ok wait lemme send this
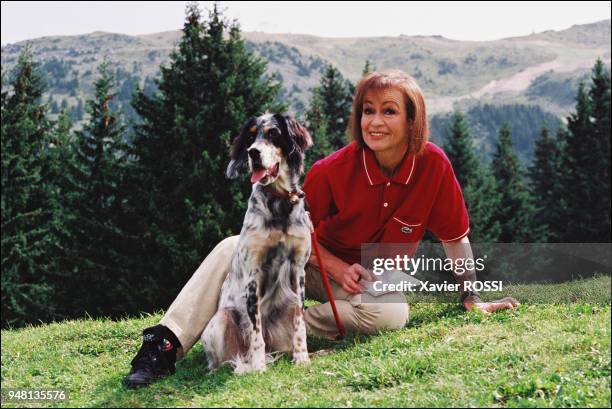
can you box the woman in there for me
[123,69,518,388]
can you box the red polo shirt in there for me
[303,141,470,265]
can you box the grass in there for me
[1,276,610,407]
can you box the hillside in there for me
[1,277,610,407]
[1,20,609,118]
[1,20,610,165]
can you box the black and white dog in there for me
[201,113,313,373]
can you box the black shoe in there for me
[122,325,178,388]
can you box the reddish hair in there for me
[348,69,429,155]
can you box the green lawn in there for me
[1,277,610,407]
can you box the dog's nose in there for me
[248,148,261,162]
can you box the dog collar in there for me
[262,185,305,204]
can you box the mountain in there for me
[2,19,609,114]
[1,20,609,160]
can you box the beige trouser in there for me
[160,236,410,359]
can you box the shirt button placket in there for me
[383,180,391,212]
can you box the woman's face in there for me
[361,87,411,155]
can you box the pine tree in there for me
[562,82,597,242]
[444,112,501,242]
[63,60,131,317]
[446,112,480,187]
[587,59,611,241]
[41,108,82,316]
[128,2,284,308]
[75,98,84,121]
[304,64,353,169]
[362,60,376,77]
[560,60,611,242]
[50,99,59,114]
[1,46,57,326]
[313,64,354,150]
[304,89,332,170]
[491,123,536,242]
[528,126,565,242]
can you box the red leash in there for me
[262,185,345,338]
[310,230,345,339]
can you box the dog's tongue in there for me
[250,168,268,184]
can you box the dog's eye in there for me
[268,128,280,138]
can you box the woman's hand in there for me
[464,296,520,314]
[309,239,376,295]
[338,263,374,295]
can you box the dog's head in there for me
[226,113,312,185]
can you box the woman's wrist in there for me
[308,243,348,284]
[325,258,349,284]
[461,291,482,309]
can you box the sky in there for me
[1,1,610,45]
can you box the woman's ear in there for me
[226,117,256,179]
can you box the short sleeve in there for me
[427,163,470,242]
[303,161,336,228]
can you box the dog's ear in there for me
[226,117,256,179]
[274,114,313,174]
[274,114,313,152]
[284,115,313,152]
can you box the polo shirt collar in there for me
[362,146,416,186]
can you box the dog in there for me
[201,113,313,374]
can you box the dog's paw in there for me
[251,359,267,373]
[292,351,311,365]
[229,355,266,375]
[233,361,267,375]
